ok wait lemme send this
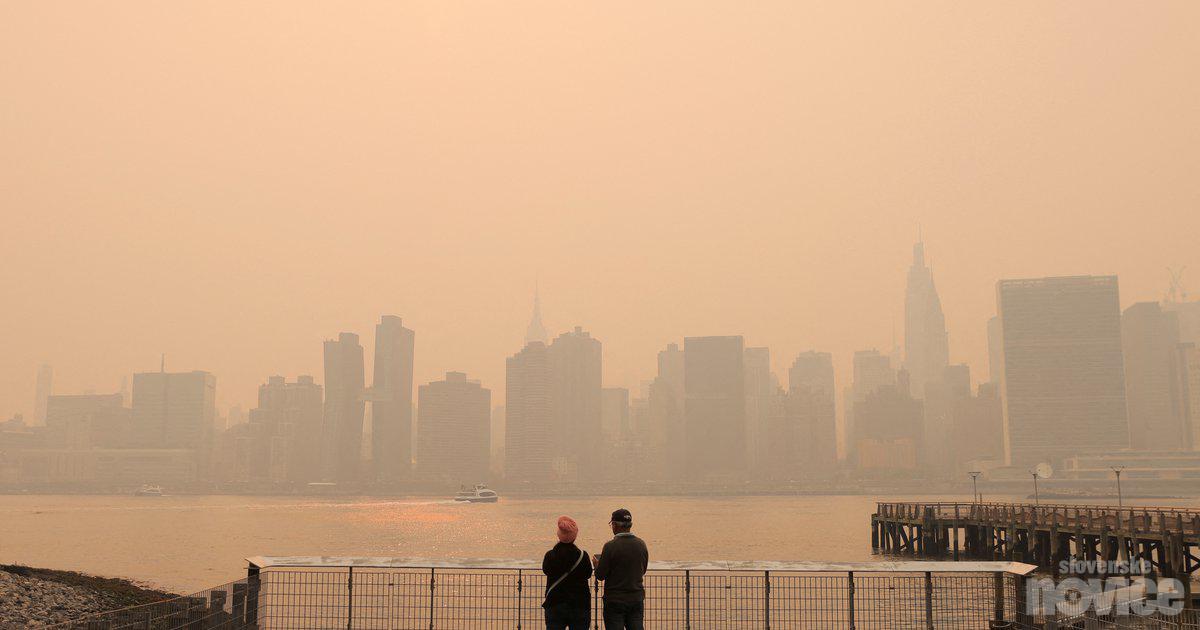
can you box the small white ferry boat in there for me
[454,484,498,503]
[134,485,165,497]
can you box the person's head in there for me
[609,508,633,534]
[556,515,579,544]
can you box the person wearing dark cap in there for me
[542,516,592,629]
[592,508,649,630]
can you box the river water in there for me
[3,492,1188,593]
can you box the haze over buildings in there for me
[1,1,1199,490]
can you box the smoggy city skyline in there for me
[3,1,1198,415]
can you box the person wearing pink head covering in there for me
[541,515,592,629]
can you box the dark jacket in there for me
[594,532,649,603]
[542,542,592,609]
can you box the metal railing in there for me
[42,577,252,629]
[46,556,1200,628]
[241,557,1038,629]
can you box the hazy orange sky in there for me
[3,1,1198,416]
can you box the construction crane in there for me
[1167,267,1188,303]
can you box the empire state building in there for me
[904,238,949,398]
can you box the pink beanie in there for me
[556,516,579,544]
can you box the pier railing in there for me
[876,502,1200,535]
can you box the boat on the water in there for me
[134,485,165,497]
[454,483,498,503]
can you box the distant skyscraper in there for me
[548,327,603,480]
[846,349,895,462]
[505,341,552,481]
[490,405,506,477]
[853,350,895,399]
[1180,345,1200,450]
[904,238,949,398]
[371,315,415,482]
[248,375,323,482]
[131,370,216,475]
[987,316,1003,385]
[684,336,745,477]
[922,364,971,470]
[525,286,549,345]
[323,332,365,483]
[1163,301,1200,345]
[417,372,490,481]
[132,371,216,448]
[743,347,773,475]
[784,351,838,474]
[1122,302,1187,450]
[997,276,1129,466]
[34,364,53,425]
[854,369,924,471]
[600,387,630,444]
[645,343,685,479]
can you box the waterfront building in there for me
[131,371,216,479]
[246,375,324,483]
[323,332,365,483]
[371,315,415,482]
[1181,344,1200,450]
[490,405,505,477]
[547,327,603,481]
[854,370,924,472]
[1122,302,1187,450]
[987,316,1003,386]
[504,342,553,481]
[417,372,490,482]
[684,335,746,477]
[787,351,837,471]
[846,350,896,463]
[33,364,53,425]
[641,343,686,480]
[744,346,773,477]
[904,238,950,399]
[996,276,1129,466]
[921,364,971,471]
[17,448,197,486]
[949,382,1005,471]
[44,393,130,450]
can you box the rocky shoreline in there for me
[0,565,177,628]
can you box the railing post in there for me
[763,570,770,629]
[684,570,691,630]
[992,571,1005,624]
[593,577,600,630]
[924,571,934,630]
[517,569,523,630]
[346,566,354,630]
[847,571,856,630]
[429,568,436,630]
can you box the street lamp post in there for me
[1112,466,1125,509]
[1030,470,1041,506]
[968,471,981,503]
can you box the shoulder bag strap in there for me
[545,548,587,598]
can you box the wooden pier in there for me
[873,502,1200,588]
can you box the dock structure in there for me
[873,502,1200,585]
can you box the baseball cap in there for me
[609,508,633,525]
